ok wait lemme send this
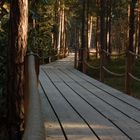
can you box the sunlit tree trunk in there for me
[88,16,93,49]
[95,16,100,58]
[107,0,112,60]
[60,4,65,57]
[95,0,100,58]
[57,1,66,58]
[7,0,28,139]
[57,0,61,54]
[134,1,139,54]
[64,13,68,57]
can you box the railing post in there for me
[23,52,45,140]
[74,47,78,68]
[83,48,87,73]
[78,48,82,71]
[100,49,104,82]
[125,51,132,95]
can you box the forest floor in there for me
[87,56,140,99]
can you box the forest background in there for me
[0,0,140,139]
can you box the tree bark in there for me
[57,0,61,54]
[107,0,112,60]
[78,0,88,72]
[88,16,93,49]
[126,0,137,95]
[7,0,28,139]
[60,4,65,57]
[95,0,100,58]
[138,0,140,54]
[100,0,106,81]
[95,16,100,58]
[128,0,137,52]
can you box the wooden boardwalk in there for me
[39,53,140,140]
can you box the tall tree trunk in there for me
[64,13,67,57]
[100,0,106,81]
[95,0,100,58]
[7,0,28,139]
[126,0,137,95]
[108,13,112,54]
[53,0,59,50]
[134,1,139,54]
[138,0,140,54]
[88,16,93,49]
[128,0,137,52]
[60,4,65,57]
[57,0,61,54]
[95,16,100,58]
[100,0,106,51]
[78,0,88,72]
[107,0,112,60]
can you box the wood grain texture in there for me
[39,54,140,140]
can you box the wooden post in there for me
[23,53,45,140]
[125,51,132,95]
[78,48,82,71]
[24,53,39,126]
[83,48,87,73]
[74,47,78,68]
[100,49,104,82]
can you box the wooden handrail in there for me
[23,52,45,140]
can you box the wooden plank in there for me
[39,84,65,140]
[44,68,129,140]
[39,69,98,140]
[45,54,74,69]
[39,54,140,140]
[60,68,140,123]
[50,68,140,140]
[70,68,140,110]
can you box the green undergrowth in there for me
[86,56,140,99]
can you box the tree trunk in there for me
[57,0,61,54]
[61,4,65,57]
[107,0,112,60]
[53,0,59,50]
[95,16,100,58]
[78,0,88,72]
[7,0,28,139]
[64,13,67,57]
[138,0,140,54]
[126,0,137,95]
[100,0,106,81]
[88,16,93,49]
[128,0,137,52]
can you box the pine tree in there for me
[7,0,28,139]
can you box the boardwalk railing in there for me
[22,52,45,140]
[75,47,140,95]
